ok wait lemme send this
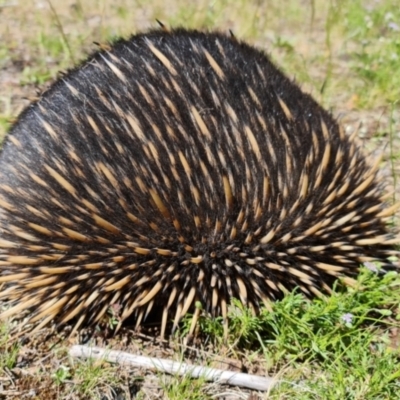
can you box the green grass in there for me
[180,267,400,399]
[161,374,212,400]
[72,358,122,398]
[343,0,400,107]
[0,323,19,370]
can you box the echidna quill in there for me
[0,29,398,338]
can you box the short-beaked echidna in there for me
[0,29,398,338]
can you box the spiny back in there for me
[0,29,397,337]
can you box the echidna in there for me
[0,28,398,338]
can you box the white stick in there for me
[69,345,276,391]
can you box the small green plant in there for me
[20,66,53,86]
[161,373,212,400]
[0,322,19,370]
[107,303,122,329]
[52,365,71,385]
[74,357,121,397]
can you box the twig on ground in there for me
[69,345,276,391]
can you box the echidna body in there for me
[0,29,398,337]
